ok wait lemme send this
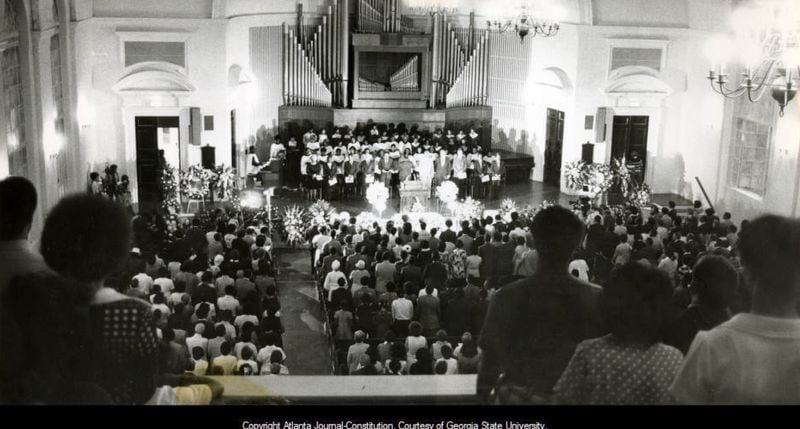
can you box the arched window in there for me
[1,0,27,177]
[51,33,63,133]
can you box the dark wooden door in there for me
[135,116,179,213]
[611,115,649,178]
[230,110,237,170]
[544,108,565,187]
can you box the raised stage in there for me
[278,105,493,149]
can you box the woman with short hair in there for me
[553,262,682,404]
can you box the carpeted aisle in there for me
[276,248,333,375]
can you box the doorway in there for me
[544,108,565,188]
[135,116,179,212]
[611,115,649,183]
[230,110,237,170]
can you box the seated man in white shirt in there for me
[670,215,800,404]
[132,271,154,295]
[186,323,209,358]
[216,285,241,315]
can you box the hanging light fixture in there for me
[485,2,561,43]
[706,0,800,117]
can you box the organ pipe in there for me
[283,0,349,108]
[429,13,487,108]
[446,30,490,108]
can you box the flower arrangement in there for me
[612,158,631,195]
[355,212,380,232]
[456,197,485,221]
[179,164,216,200]
[158,162,181,240]
[436,180,459,204]
[564,161,589,191]
[211,165,236,200]
[410,198,427,213]
[309,199,336,227]
[587,163,613,195]
[629,184,652,207]
[366,182,390,215]
[282,205,307,247]
[498,198,518,221]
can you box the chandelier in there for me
[486,3,560,43]
[705,0,799,117]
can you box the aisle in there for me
[276,248,333,375]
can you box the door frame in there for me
[604,105,662,187]
[544,107,565,188]
[123,106,189,204]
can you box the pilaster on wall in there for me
[487,33,532,156]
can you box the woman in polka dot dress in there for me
[41,195,160,404]
[553,262,683,405]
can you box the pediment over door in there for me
[602,66,675,98]
[533,67,574,91]
[113,62,195,95]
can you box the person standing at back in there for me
[0,177,50,296]
[39,195,160,404]
[477,206,605,404]
[670,215,800,404]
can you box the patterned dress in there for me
[553,335,683,405]
[89,296,160,404]
[450,248,467,279]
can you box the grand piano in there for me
[497,149,535,183]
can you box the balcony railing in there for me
[211,375,478,405]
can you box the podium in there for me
[399,180,430,213]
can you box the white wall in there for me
[592,0,690,28]
[92,0,214,19]
[73,17,229,202]
[715,94,800,222]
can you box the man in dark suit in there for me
[442,287,476,338]
[417,241,433,267]
[422,252,448,289]
[439,220,457,244]
[494,236,517,278]
[477,206,605,403]
[478,232,502,280]
[586,215,606,255]
[415,283,441,336]
[321,248,341,279]
[428,229,441,256]
[192,271,218,306]
[492,215,507,235]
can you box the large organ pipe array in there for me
[357,0,383,33]
[429,13,491,109]
[357,0,401,33]
[283,0,349,107]
[358,77,388,92]
[446,30,490,107]
[390,56,420,91]
[429,13,468,108]
[283,23,332,107]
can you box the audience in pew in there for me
[4,171,800,405]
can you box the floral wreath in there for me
[282,205,307,247]
[179,164,216,200]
